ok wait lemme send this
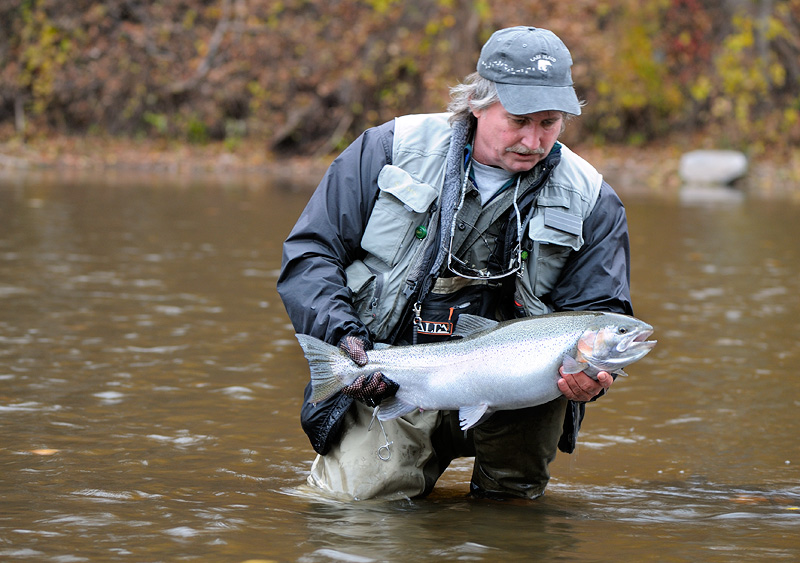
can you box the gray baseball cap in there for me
[477,26,581,116]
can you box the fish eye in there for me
[618,328,628,334]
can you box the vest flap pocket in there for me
[528,210,583,250]
[543,207,582,236]
[377,165,438,213]
[363,165,436,267]
[344,260,376,294]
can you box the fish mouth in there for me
[619,328,657,352]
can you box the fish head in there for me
[577,314,657,373]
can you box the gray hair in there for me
[447,71,579,132]
[447,72,498,126]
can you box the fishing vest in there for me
[344,113,603,341]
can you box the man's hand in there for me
[338,335,399,407]
[341,372,398,407]
[557,368,613,402]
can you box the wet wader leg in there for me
[470,397,568,499]
[307,401,441,500]
[420,410,476,496]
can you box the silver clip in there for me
[369,407,393,461]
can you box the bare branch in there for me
[167,0,232,95]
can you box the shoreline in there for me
[2,136,798,199]
[0,137,334,189]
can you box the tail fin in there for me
[295,334,352,403]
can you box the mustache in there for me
[505,146,547,156]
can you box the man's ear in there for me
[470,100,482,120]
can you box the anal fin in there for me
[459,404,490,430]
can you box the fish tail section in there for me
[295,334,353,403]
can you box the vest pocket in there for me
[344,259,395,337]
[526,208,583,296]
[344,260,378,324]
[533,239,575,295]
[361,165,438,267]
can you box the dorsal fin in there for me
[453,314,498,338]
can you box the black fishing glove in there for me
[338,335,399,407]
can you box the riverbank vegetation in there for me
[1,0,799,193]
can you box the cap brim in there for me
[495,83,582,116]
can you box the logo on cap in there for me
[532,55,556,73]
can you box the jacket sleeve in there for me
[549,180,633,454]
[277,121,394,346]
[279,122,394,456]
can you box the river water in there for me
[1,169,798,562]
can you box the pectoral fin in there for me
[561,354,590,375]
[377,397,418,420]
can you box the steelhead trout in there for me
[296,311,656,430]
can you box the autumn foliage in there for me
[1,0,798,157]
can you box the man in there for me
[278,26,632,500]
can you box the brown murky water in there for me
[1,171,798,562]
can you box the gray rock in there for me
[679,150,748,185]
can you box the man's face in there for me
[471,103,563,173]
